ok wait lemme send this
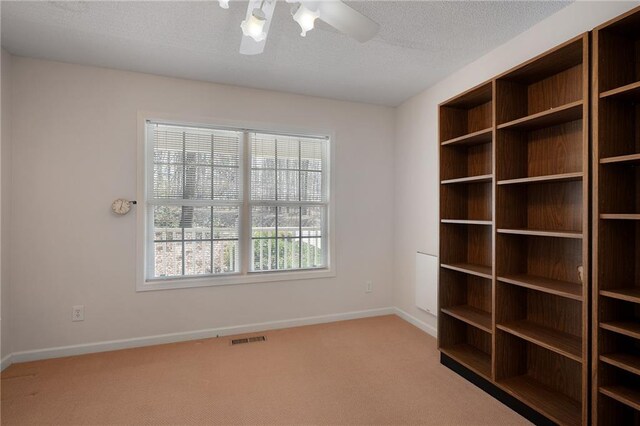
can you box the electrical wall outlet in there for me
[72,305,84,322]
[365,280,373,293]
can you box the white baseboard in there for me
[394,307,438,338]
[1,353,12,372]
[1,306,438,370]
[6,307,395,367]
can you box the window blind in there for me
[149,123,242,278]
[249,132,328,272]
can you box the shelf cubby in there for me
[496,121,583,182]
[496,281,582,362]
[440,268,492,334]
[599,362,640,414]
[600,298,640,339]
[441,181,492,222]
[496,330,582,426]
[440,314,492,379]
[496,233,583,295]
[440,83,492,143]
[599,159,640,216]
[595,10,640,95]
[597,220,640,306]
[495,38,584,127]
[599,330,640,376]
[440,224,492,277]
[440,140,492,182]
[497,179,582,236]
[597,395,640,425]
[597,99,640,159]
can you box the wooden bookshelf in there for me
[492,33,590,425]
[438,81,494,381]
[592,6,640,425]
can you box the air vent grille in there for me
[231,336,266,345]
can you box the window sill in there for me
[137,268,336,292]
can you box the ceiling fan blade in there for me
[315,1,379,43]
[239,0,278,55]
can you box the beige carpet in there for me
[1,315,528,425]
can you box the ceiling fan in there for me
[218,0,380,55]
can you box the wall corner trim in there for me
[394,307,437,337]
[1,353,13,372]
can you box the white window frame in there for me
[136,111,336,291]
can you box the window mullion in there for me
[274,137,279,270]
[211,135,214,274]
[241,131,251,274]
[181,131,186,277]
[298,138,302,269]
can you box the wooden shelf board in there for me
[600,153,640,165]
[600,214,640,220]
[497,320,582,363]
[497,172,582,186]
[499,375,581,426]
[600,80,640,101]
[440,343,491,379]
[497,228,583,239]
[499,274,582,301]
[600,386,640,412]
[441,81,492,109]
[441,219,492,226]
[600,321,640,340]
[440,262,492,280]
[441,128,492,146]
[496,101,583,131]
[441,305,492,333]
[441,174,493,185]
[600,288,640,304]
[600,353,640,376]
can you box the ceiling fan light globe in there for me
[292,4,319,37]
[241,9,267,42]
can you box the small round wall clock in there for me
[111,199,135,215]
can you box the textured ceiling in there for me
[0,1,572,106]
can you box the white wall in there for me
[7,56,395,354]
[393,1,640,330]
[1,48,11,360]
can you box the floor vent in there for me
[231,336,266,345]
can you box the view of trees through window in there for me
[148,122,328,280]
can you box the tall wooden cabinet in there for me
[438,81,494,380]
[494,34,590,426]
[592,7,640,425]
[439,34,590,426]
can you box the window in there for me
[144,121,330,286]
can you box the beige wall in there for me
[7,56,395,354]
[1,49,12,359]
[393,1,640,331]
[6,1,640,359]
